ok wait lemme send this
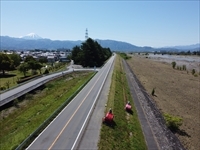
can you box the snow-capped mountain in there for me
[19,33,42,40]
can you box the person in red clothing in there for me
[125,101,132,111]
[103,108,114,124]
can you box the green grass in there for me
[0,63,67,92]
[98,55,147,150]
[0,71,94,150]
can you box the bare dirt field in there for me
[127,54,199,150]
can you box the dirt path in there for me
[126,55,200,150]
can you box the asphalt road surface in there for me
[27,54,115,150]
[0,66,98,107]
[0,68,73,107]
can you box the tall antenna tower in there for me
[85,28,88,40]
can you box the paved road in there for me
[0,66,98,107]
[27,55,115,149]
[77,53,115,149]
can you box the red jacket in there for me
[105,112,114,120]
[125,104,132,109]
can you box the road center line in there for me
[48,69,105,150]
[71,59,113,150]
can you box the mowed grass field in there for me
[0,71,94,149]
[127,54,200,150]
[98,55,147,150]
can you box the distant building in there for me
[47,55,56,63]
[59,56,70,62]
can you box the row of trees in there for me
[18,56,44,76]
[153,50,200,56]
[0,53,47,76]
[71,38,112,67]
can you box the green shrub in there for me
[171,61,176,69]
[182,65,186,70]
[32,70,38,75]
[44,69,49,74]
[192,69,195,75]
[164,113,183,131]
[5,81,10,89]
[0,86,6,91]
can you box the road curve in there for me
[26,54,115,149]
[0,67,100,107]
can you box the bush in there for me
[171,61,176,69]
[0,86,6,91]
[44,69,49,74]
[164,113,183,131]
[192,69,195,75]
[182,65,186,70]
[32,70,38,75]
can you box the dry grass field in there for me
[127,54,199,150]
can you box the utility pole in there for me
[85,28,88,40]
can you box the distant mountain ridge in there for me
[163,43,200,50]
[0,35,199,52]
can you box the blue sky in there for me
[1,1,199,47]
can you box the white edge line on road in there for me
[26,55,114,150]
[71,56,114,150]
[26,72,90,149]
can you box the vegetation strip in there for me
[98,55,147,150]
[0,71,95,150]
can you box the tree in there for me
[71,46,82,64]
[34,62,43,74]
[0,53,14,75]
[18,62,29,77]
[24,56,43,74]
[71,38,112,67]
[24,55,36,63]
[9,53,21,68]
[38,57,48,64]
[171,61,176,69]
[192,69,195,75]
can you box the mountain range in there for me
[0,33,199,52]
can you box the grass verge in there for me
[0,71,94,149]
[0,63,68,92]
[98,55,147,150]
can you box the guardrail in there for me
[0,70,73,107]
[15,72,96,150]
[0,68,69,94]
